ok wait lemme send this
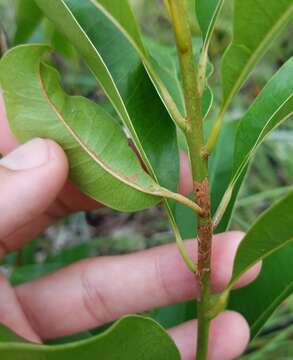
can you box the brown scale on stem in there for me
[194,178,213,283]
[197,221,213,277]
[194,178,210,216]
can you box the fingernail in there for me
[0,138,51,170]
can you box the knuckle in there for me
[154,253,177,304]
[81,261,114,326]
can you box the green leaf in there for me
[76,0,210,125]
[232,60,293,178]
[92,0,147,57]
[196,0,225,46]
[145,37,213,119]
[0,316,180,359]
[13,0,42,45]
[90,0,184,126]
[144,39,185,116]
[228,191,293,287]
[229,242,293,339]
[34,0,198,270]
[35,0,182,142]
[221,0,293,112]
[227,192,293,336]
[215,58,293,230]
[43,20,78,62]
[0,44,163,212]
[33,0,151,175]
[34,0,179,193]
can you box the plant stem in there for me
[196,298,211,360]
[168,1,213,359]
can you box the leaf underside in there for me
[35,0,180,194]
[0,45,161,212]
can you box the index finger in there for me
[15,231,261,340]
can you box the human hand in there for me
[0,95,261,359]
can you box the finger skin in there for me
[0,140,68,256]
[15,232,260,339]
[0,274,40,343]
[179,151,192,196]
[0,272,250,360]
[0,150,191,253]
[169,311,250,360]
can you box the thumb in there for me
[0,138,68,255]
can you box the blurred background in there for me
[0,0,292,358]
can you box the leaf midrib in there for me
[38,63,160,198]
